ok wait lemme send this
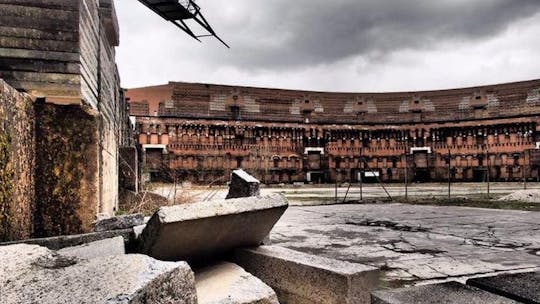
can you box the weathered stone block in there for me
[467,271,540,304]
[93,213,144,232]
[196,262,279,304]
[371,281,518,304]
[0,228,133,250]
[231,245,379,304]
[0,79,35,242]
[0,243,197,304]
[139,193,288,262]
[226,169,260,199]
[33,102,100,237]
[57,236,124,259]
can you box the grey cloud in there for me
[197,0,540,70]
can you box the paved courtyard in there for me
[269,203,540,287]
[151,182,540,205]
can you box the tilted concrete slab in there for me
[371,281,519,304]
[0,244,197,304]
[467,271,540,304]
[196,262,279,304]
[139,193,288,262]
[226,169,261,199]
[231,245,379,304]
[57,236,125,260]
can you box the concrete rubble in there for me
[93,213,145,232]
[0,190,305,303]
[226,169,261,199]
[0,243,197,304]
[138,193,288,262]
[196,262,279,304]
[498,189,540,203]
[5,188,540,303]
[232,245,380,304]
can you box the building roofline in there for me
[159,78,540,96]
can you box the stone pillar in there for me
[34,102,100,237]
[0,80,35,241]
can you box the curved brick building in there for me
[126,79,540,184]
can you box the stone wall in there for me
[0,79,35,241]
[33,102,99,237]
[0,0,129,239]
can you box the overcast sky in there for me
[116,0,540,92]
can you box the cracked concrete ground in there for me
[269,203,540,287]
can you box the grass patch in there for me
[392,196,540,211]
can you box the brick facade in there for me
[127,80,540,184]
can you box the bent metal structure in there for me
[126,79,540,184]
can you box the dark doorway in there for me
[473,168,487,182]
[308,172,324,184]
[413,169,430,182]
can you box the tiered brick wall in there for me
[127,81,540,184]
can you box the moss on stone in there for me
[0,114,15,241]
[0,81,35,241]
[34,103,99,237]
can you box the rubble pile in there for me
[0,170,381,303]
[498,189,540,203]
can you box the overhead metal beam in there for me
[137,0,230,48]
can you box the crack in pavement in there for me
[345,218,431,232]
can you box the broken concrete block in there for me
[133,224,146,239]
[139,193,288,262]
[93,213,145,232]
[231,245,379,304]
[57,236,125,259]
[0,244,197,304]
[0,229,133,250]
[467,271,540,304]
[226,169,261,199]
[371,281,518,304]
[196,262,279,304]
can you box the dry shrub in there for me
[119,188,195,216]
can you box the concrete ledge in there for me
[196,262,279,304]
[231,245,379,304]
[57,236,125,259]
[467,271,540,304]
[371,281,518,304]
[0,229,133,250]
[139,194,288,262]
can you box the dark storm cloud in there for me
[199,0,540,69]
